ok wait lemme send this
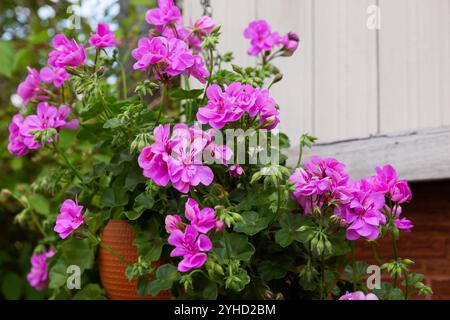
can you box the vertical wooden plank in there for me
[256,0,314,144]
[379,0,450,133]
[313,0,378,142]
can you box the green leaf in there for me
[212,233,255,263]
[134,217,163,261]
[234,210,275,236]
[257,257,294,281]
[125,169,146,191]
[48,259,68,290]
[202,281,218,300]
[58,130,78,149]
[124,211,143,221]
[133,191,155,214]
[146,264,179,297]
[1,272,23,300]
[28,194,50,216]
[373,282,405,300]
[169,88,204,100]
[101,187,129,208]
[27,30,50,44]
[61,239,94,272]
[73,284,107,300]
[0,41,14,78]
[344,261,368,281]
[103,117,126,129]
[275,214,312,248]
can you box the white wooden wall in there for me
[184,0,450,141]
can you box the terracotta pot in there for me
[99,219,170,300]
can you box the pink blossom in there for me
[132,36,195,78]
[40,66,70,87]
[89,23,120,48]
[54,198,84,239]
[165,214,184,233]
[372,165,412,204]
[145,0,181,28]
[19,102,78,150]
[279,32,300,54]
[390,180,412,204]
[48,34,86,68]
[184,198,217,233]
[168,225,212,272]
[339,291,379,300]
[138,124,230,193]
[257,90,279,129]
[289,156,349,215]
[244,20,280,56]
[7,114,28,157]
[215,220,225,232]
[17,67,44,106]
[191,16,216,35]
[185,54,209,83]
[228,165,244,177]
[27,249,55,291]
[389,206,414,232]
[340,179,386,241]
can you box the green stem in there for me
[30,210,47,237]
[183,76,192,122]
[87,229,132,266]
[391,231,399,287]
[370,241,382,265]
[60,84,65,104]
[296,143,303,168]
[155,82,168,126]
[350,241,357,291]
[92,48,99,73]
[118,61,128,99]
[201,47,214,104]
[52,143,83,182]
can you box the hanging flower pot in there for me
[99,219,170,300]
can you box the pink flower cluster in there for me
[196,82,279,130]
[290,157,413,241]
[166,198,223,272]
[339,291,379,300]
[133,0,212,83]
[8,103,79,157]
[27,248,55,291]
[54,198,84,239]
[48,34,86,68]
[89,23,120,48]
[244,20,299,56]
[138,124,232,193]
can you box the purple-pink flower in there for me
[27,248,55,291]
[372,165,412,204]
[54,198,84,239]
[168,225,212,272]
[289,156,350,215]
[145,0,181,29]
[7,103,78,156]
[89,23,120,48]
[340,179,386,241]
[165,214,184,234]
[48,34,86,68]
[184,198,217,233]
[132,36,195,79]
[190,16,216,35]
[228,165,244,177]
[339,291,379,300]
[138,124,231,193]
[17,67,45,106]
[196,82,279,130]
[244,20,280,56]
[40,66,70,87]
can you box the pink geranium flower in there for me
[339,291,379,300]
[89,23,120,48]
[191,16,216,35]
[7,114,28,157]
[228,165,244,177]
[132,36,195,78]
[16,67,44,106]
[184,198,217,233]
[289,156,349,215]
[145,0,181,28]
[168,225,212,272]
[19,102,78,150]
[40,66,70,87]
[372,165,412,204]
[138,124,230,194]
[165,214,184,234]
[48,34,86,68]
[54,198,84,239]
[27,248,55,291]
[244,20,280,56]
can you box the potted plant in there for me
[7,0,431,300]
